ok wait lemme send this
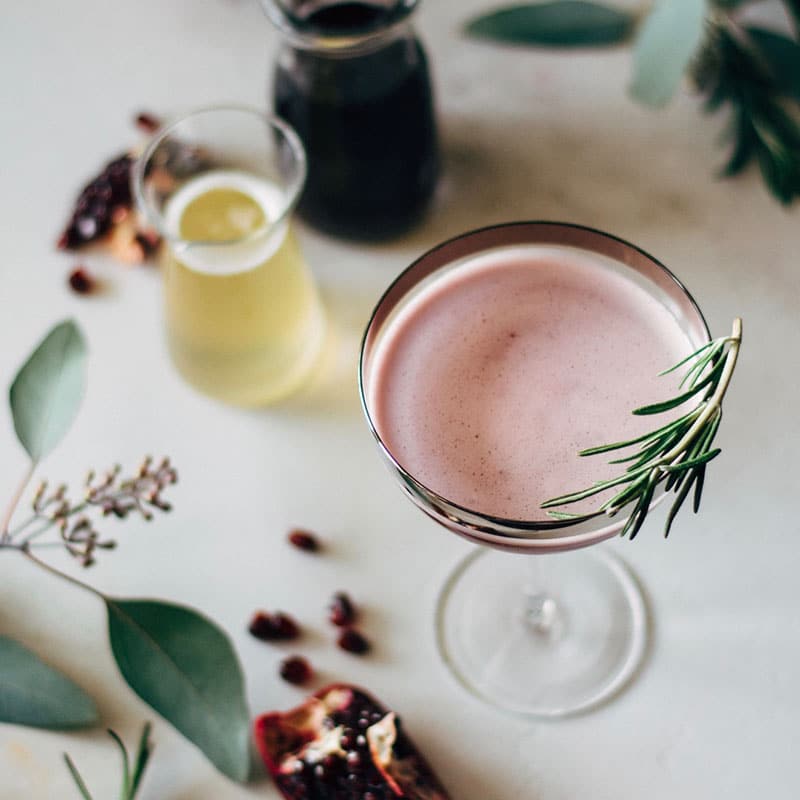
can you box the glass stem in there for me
[523,555,562,636]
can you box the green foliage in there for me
[465,1,635,46]
[1,321,251,782]
[465,0,800,204]
[65,723,153,800]
[630,0,707,107]
[9,320,87,463]
[106,599,251,782]
[699,26,800,204]
[746,27,800,101]
[0,636,97,729]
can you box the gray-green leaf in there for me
[630,0,707,107]
[465,1,636,47]
[9,320,87,462]
[0,635,98,729]
[105,599,250,782]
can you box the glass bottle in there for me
[264,0,440,240]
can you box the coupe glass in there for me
[359,222,709,717]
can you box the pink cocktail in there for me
[359,223,709,716]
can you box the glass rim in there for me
[131,104,307,248]
[358,220,712,542]
[261,0,419,53]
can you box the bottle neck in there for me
[265,0,418,56]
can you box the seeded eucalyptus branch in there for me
[0,320,251,781]
[466,0,800,203]
[542,318,742,538]
[64,723,153,800]
[1,457,176,566]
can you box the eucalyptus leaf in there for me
[105,599,250,782]
[747,27,800,101]
[465,1,635,47]
[9,320,87,462]
[0,635,98,729]
[630,0,707,107]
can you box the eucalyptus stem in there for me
[20,547,106,600]
[0,463,35,543]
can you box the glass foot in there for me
[435,546,648,718]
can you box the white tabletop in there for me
[2,1,799,797]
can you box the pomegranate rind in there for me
[253,683,451,800]
[254,685,353,775]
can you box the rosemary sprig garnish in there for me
[541,318,742,539]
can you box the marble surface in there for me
[1,0,799,797]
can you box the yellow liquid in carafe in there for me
[162,170,325,406]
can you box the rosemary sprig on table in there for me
[541,318,742,539]
[694,21,800,204]
[65,723,153,800]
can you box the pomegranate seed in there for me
[328,592,356,627]
[287,528,319,552]
[135,111,161,133]
[279,655,313,685]
[68,267,95,295]
[337,628,370,655]
[248,611,300,641]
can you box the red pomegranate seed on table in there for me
[287,528,320,552]
[279,655,313,686]
[135,111,161,133]
[249,611,300,642]
[68,266,95,295]
[337,628,370,655]
[328,591,356,627]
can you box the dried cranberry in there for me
[328,592,356,627]
[337,628,370,655]
[279,656,313,686]
[249,611,300,642]
[68,267,95,295]
[288,529,320,552]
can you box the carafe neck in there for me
[264,0,419,56]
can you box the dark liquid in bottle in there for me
[274,2,439,240]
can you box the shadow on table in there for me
[268,281,378,420]
[263,107,703,422]
[379,110,704,256]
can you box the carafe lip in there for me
[262,0,419,54]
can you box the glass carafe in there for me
[264,0,440,240]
